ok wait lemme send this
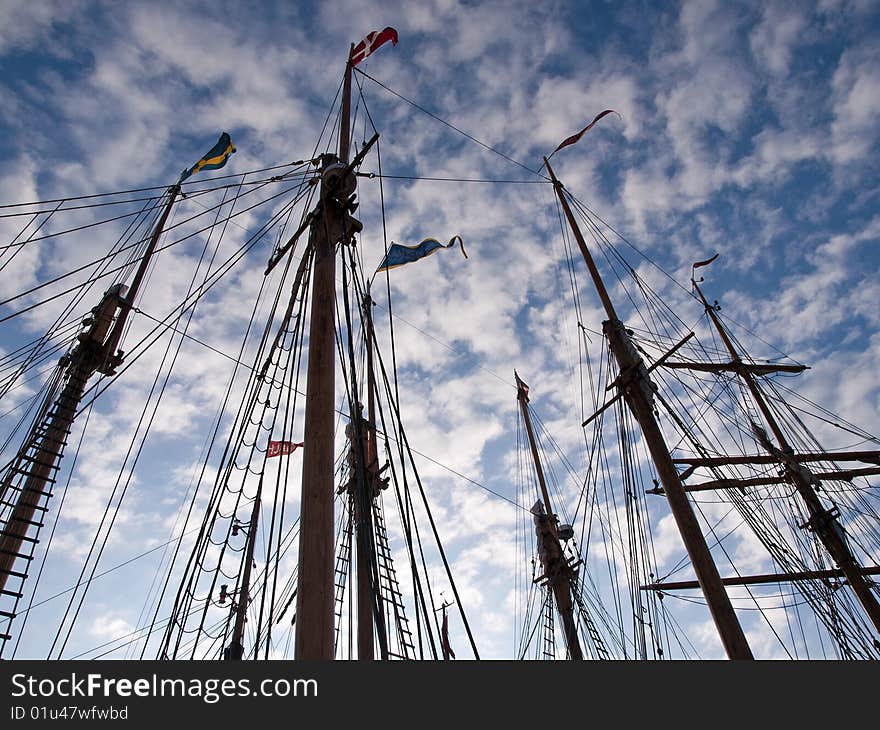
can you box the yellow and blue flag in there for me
[179,132,236,182]
[376,235,468,273]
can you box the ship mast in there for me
[544,157,754,659]
[357,293,379,659]
[224,484,262,660]
[294,46,362,660]
[690,274,880,634]
[515,373,583,660]
[0,185,179,614]
[338,291,391,660]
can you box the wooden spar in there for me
[364,297,378,502]
[122,187,180,322]
[0,290,122,596]
[544,158,754,660]
[655,467,880,494]
[516,375,555,521]
[356,294,378,660]
[673,450,880,469]
[516,374,583,660]
[226,486,262,660]
[582,331,695,427]
[0,185,181,602]
[642,565,880,591]
[663,361,808,376]
[294,47,359,660]
[103,184,180,360]
[691,276,880,635]
[339,44,354,164]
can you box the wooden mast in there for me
[225,484,261,660]
[0,289,122,596]
[515,373,583,660]
[691,275,880,634]
[0,185,179,601]
[356,294,378,660]
[543,157,754,659]
[294,45,359,660]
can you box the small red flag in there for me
[350,27,399,66]
[692,253,719,269]
[549,109,620,158]
[267,440,304,458]
[441,610,456,660]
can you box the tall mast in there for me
[105,184,181,356]
[0,185,179,603]
[691,275,880,634]
[0,288,123,596]
[294,45,361,660]
[516,374,583,660]
[356,293,379,660]
[225,484,262,660]
[544,157,753,659]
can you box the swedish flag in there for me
[179,132,236,182]
[376,236,468,273]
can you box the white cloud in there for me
[750,3,809,77]
[1,0,878,661]
[830,43,880,165]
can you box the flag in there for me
[441,609,456,660]
[179,132,236,182]
[351,27,399,66]
[267,440,304,458]
[375,235,468,273]
[514,371,530,401]
[692,253,719,269]
[549,110,620,158]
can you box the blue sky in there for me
[1,0,879,660]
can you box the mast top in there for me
[514,370,530,402]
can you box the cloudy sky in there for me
[1,0,879,660]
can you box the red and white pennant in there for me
[267,440,304,458]
[350,27,399,66]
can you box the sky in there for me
[0,0,879,660]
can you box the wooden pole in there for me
[0,184,181,600]
[692,278,880,634]
[226,486,261,660]
[0,289,121,593]
[294,49,356,660]
[339,44,354,164]
[124,187,180,311]
[104,185,180,361]
[293,170,339,660]
[643,565,880,591]
[516,375,583,660]
[516,375,555,521]
[544,158,753,659]
[355,294,378,660]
